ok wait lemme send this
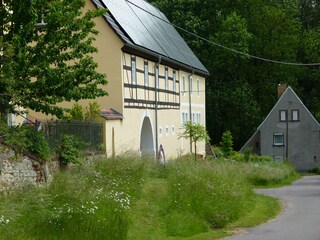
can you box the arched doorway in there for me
[140,117,155,158]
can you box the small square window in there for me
[274,156,284,163]
[172,126,175,135]
[279,110,287,122]
[165,126,169,136]
[273,133,284,146]
[292,110,299,121]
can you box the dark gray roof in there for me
[92,0,209,76]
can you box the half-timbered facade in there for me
[29,0,209,159]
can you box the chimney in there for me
[277,83,287,99]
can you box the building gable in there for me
[241,86,320,171]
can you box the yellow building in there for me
[31,0,209,159]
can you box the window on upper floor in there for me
[292,109,299,121]
[196,113,201,124]
[131,57,136,85]
[197,80,200,96]
[155,66,159,88]
[173,71,176,92]
[182,76,185,96]
[279,110,287,122]
[165,67,168,90]
[273,133,284,146]
[144,61,148,87]
[182,112,188,124]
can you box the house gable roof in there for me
[240,86,320,151]
[91,0,209,76]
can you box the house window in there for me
[159,127,162,137]
[279,110,287,122]
[197,80,200,96]
[273,133,284,146]
[144,61,148,87]
[165,126,169,136]
[182,76,185,96]
[131,57,136,85]
[192,113,195,123]
[165,67,168,90]
[173,71,176,92]
[196,113,201,124]
[172,125,175,135]
[274,156,284,163]
[155,66,159,88]
[182,112,188,124]
[292,110,299,121]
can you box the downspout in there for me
[155,56,161,158]
[188,70,194,153]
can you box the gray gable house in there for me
[241,85,320,171]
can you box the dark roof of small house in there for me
[91,0,209,77]
[101,109,123,120]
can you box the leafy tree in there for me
[67,100,101,121]
[69,103,85,120]
[178,121,210,161]
[220,130,233,157]
[0,0,107,119]
[84,100,101,121]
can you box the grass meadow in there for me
[0,154,298,240]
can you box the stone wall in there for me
[0,144,49,194]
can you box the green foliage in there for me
[0,155,297,239]
[178,121,210,160]
[69,103,85,120]
[5,126,28,158]
[84,101,101,121]
[0,121,51,160]
[24,126,51,160]
[67,101,101,121]
[0,0,107,118]
[0,157,146,240]
[308,167,320,175]
[58,135,84,166]
[166,159,253,229]
[220,130,233,157]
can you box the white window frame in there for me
[165,67,168,90]
[280,110,287,122]
[165,125,169,136]
[173,71,176,92]
[155,67,159,88]
[273,133,284,146]
[144,61,149,87]
[189,76,193,96]
[131,57,136,85]
[197,80,200,97]
[182,76,185,96]
[159,127,163,137]
[171,125,175,135]
[274,156,284,163]
[292,109,299,121]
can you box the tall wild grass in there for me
[0,154,297,239]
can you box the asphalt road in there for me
[225,175,320,240]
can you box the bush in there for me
[24,126,51,160]
[220,130,233,157]
[58,135,84,166]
